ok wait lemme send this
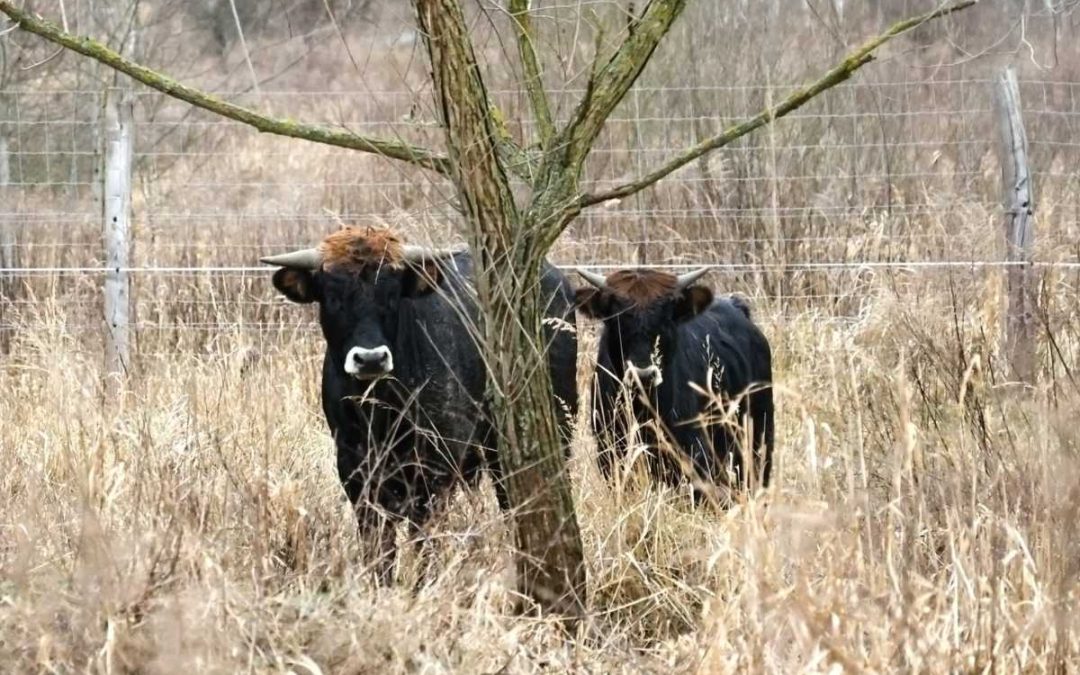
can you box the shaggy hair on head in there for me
[319,226,405,272]
[604,269,680,304]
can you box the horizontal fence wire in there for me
[3,261,1079,275]
[1,80,1020,95]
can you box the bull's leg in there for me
[671,425,730,507]
[726,397,774,494]
[484,447,512,513]
[351,503,398,585]
[336,442,365,507]
[699,422,749,508]
[749,388,775,489]
[337,444,405,585]
[474,419,512,513]
[403,505,441,591]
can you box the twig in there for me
[227,0,260,95]
[557,0,688,166]
[0,1,451,175]
[579,0,979,208]
[0,33,7,89]
[19,46,63,71]
[322,0,361,73]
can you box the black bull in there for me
[264,247,578,579]
[574,268,774,500]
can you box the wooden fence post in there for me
[102,88,133,380]
[0,135,13,277]
[0,127,15,354]
[993,67,1036,385]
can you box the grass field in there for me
[2,259,1078,672]
[2,1,1080,672]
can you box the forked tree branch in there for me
[557,0,688,167]
[0,1,451,174]
[508,0,555,146]
[489,100,541,178]
[579,0,978,207]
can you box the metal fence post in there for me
[993,67,1037,386]
[103,88,134,380]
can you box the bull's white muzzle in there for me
[344,345,394,379]
[624,362,663,387]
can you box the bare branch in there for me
[227,0,260,94]
[557,0,688,167]
[489,100,540,179]
[508,0,555,146]
[579,0,979,208]
[0,1,450,174]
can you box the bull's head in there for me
[262,236,460,381]
[574,267,712,388]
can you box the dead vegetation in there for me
[2,0,1080,671]
[2,270,1079,672]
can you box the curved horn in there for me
[674,266,710,289]
[259,248,322,269]
[401,244,462,263]
[576,268,609,290]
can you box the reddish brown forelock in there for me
[604,269,679,304]
[319,226,405,272]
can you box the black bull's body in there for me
[323,254,578,521]
[265,232,577,579]
[575,269,774,499]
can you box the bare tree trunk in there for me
[488,276,585,615]
[414,0,586,618]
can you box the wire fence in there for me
[1,77,1079,359]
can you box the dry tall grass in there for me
[2,1,1080,671]
[2,262,1079,672]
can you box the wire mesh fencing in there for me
[1,77,1079,363]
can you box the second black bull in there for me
[574,267,774,499]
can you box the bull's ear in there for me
[401,260,443,298]
[674,285,713,320]
[272,268,318,304]
[574,287,613,319]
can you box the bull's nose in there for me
[625,362,662,387]
[345,346,394,378]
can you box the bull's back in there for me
[655,298,772,433]
[419,254,578,414]
[687,298,772,385]
[689,298,775,484]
